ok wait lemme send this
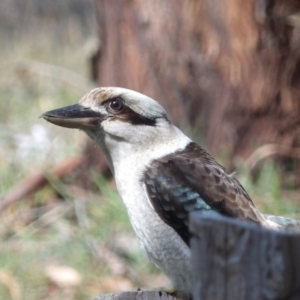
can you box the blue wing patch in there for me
[144,171,218,245]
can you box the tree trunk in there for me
[91,0,300,179]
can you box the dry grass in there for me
[0,2,165,299]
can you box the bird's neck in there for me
[100,125,191,177]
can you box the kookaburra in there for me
[42,87,300,299]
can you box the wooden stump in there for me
[93,214,300,300]
[93,291,177,300]
[190,213,300,300]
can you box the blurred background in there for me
[0,0,300,299]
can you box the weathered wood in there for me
[190,213,300,300]
[93,291,176,300]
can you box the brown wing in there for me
[143,142,265,245]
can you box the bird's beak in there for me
[41,104,106,129]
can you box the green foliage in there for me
[0,4,157,299]
[238,161,299,217]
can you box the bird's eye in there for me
[109,98,124,112]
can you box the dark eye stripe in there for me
[104,97,157,127]
[124,108,157,126]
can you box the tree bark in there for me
[93,0,300,163]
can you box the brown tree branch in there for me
[0,156,85,214]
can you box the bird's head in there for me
[42,87,169,141]
[42,87,188,170]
